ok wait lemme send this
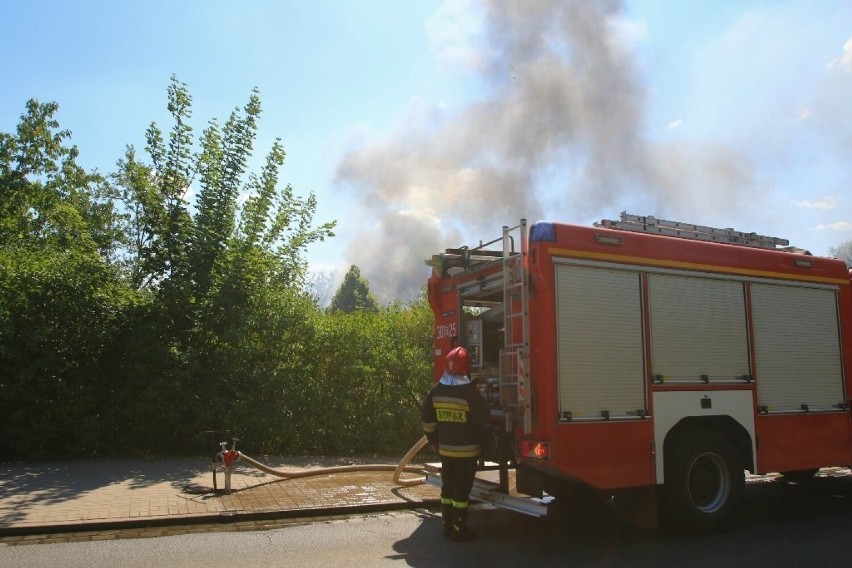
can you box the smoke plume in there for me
[333,0,759,301]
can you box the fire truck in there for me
[425,213,852,532]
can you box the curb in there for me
[0,499,442,538]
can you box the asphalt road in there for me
[1,473,849,568]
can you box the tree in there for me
[330,265,378,313]
[0,80,448,460]
[112,145,166,289]
[107,77,337,452]
[829,240,852,267]
[0,99,119,258]
[112,76,336,297]
[0,99,132,458]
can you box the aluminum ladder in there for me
[499,219,532,435]
[597,211,789,249]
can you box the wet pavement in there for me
[0,454,438,540]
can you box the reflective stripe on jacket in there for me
[421,378,489,459]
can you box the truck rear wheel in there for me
[662,431,743,534]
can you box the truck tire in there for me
[662,431,744,534]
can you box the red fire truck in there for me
[425,213,852,532]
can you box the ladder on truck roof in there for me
[597,211,789,249]
[500,219,532,435]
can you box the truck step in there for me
[423,463,551,517]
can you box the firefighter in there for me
[421,346,490,542]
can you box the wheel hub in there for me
[687,451,731,513]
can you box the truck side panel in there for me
[756,413,851,472]
[428,275,461,381]
[551,421,655,489]
[523,222,852,492]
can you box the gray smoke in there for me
[334,0,758,301]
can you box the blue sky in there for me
[3,1,852,301]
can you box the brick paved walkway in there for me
[0,455,437,536]
[4,454,846,543]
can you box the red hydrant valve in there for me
[223,449,239,468]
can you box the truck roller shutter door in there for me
[751,283,844,412]
[556,264,645,420]
[648,274,749,384]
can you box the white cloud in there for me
[797,107,811,120]
[667,118,683,129]
[827,37,852,71]
[791,197,837,209]
[426,0,486,71]
[814,221,852,231]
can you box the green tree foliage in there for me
[108,77,336,452]
[294,295,434,454]
[112,145,166,289]
[113,77,336,297]
[0,100,133,458]
[0,249,135,457]
[1,79,435,461]
[330,265,378,313]
[0,99,119,257]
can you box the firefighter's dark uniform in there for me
[421,372,489,541]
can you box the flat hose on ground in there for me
[235,435,429,487]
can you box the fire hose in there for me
[215,435,429,493]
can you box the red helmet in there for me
[445,346,471,375]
